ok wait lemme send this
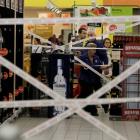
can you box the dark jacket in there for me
[79,54,102,84]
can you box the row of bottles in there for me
[0,0,24,123]
[113,35,140,45]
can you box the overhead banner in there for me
[103,0,140,6]
[111,7,133,33]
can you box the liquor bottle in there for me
[53,59,66,115]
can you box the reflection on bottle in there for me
[0,28,3,93]
[53,59,66,115]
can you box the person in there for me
[73,28,88,57]
[103,38,112,77]
[32,38,42,53]
[48,34,59,45]
[78,43,110,116]
[73,27,108,65]
[101,38,113,113]
[74,28,109,113]
[57,35,64,46]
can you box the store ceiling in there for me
[24,0,103,8]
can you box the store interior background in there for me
[23,0,140,73]
[1,0,140,127]
[1,1,140,140]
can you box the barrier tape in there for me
[1,18,140,140]
[0,98,140,108]
[23,58,140,140]
[26,44,123,51]
[22,108,75,139]
[71,47,123,50]
[0,108,22,128]
[22,108,127,140]
[75,56,122,91]
[0,56,127,140]
[25,30,65,50]
[20,21,140,139]
[24,44,52,49]
[78,109,127,140]
[0,16,140,25]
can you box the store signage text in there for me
[125,46,140,51]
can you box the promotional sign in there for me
[48,54,74,117]
[74,6,110,37]
[111,7,133,33]
[107,24,125,32]
[103,0,140,6]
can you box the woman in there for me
[103,38,112,77]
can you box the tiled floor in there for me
[13,110,140,140]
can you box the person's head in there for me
[88,31,96,37]
[58,35,63,42]
[103,38,111,48]
[34,38,41,45]
[86,43,97,57]
[68,33,73,42]
[78,28,87,39]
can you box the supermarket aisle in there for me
[13,111,140,140]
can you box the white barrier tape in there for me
[88,59,140,100]
[22,108,75,139]
[22,20,139,139]
[25,30,65,50]
[0,16,140,25]
[77,109,127,140]
[22,56,140,139]
[0,108,22,128]
[22,103,127,140]
[25,30,52,45]
[0,56,126,139]
[0,56,64,101]
[71,47,123,50]
[25,44,123,51]
[24,44,52,50]
[22,20,140,139]
[74,56,122,91]
[0,17,139,139]
[1,97,140,108]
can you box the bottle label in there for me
[53,59,66,116]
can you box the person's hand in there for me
[100,64,112,70]
[100,65,108,69]
[104,69,109,75]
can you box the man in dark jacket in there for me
[79,43,109,116]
